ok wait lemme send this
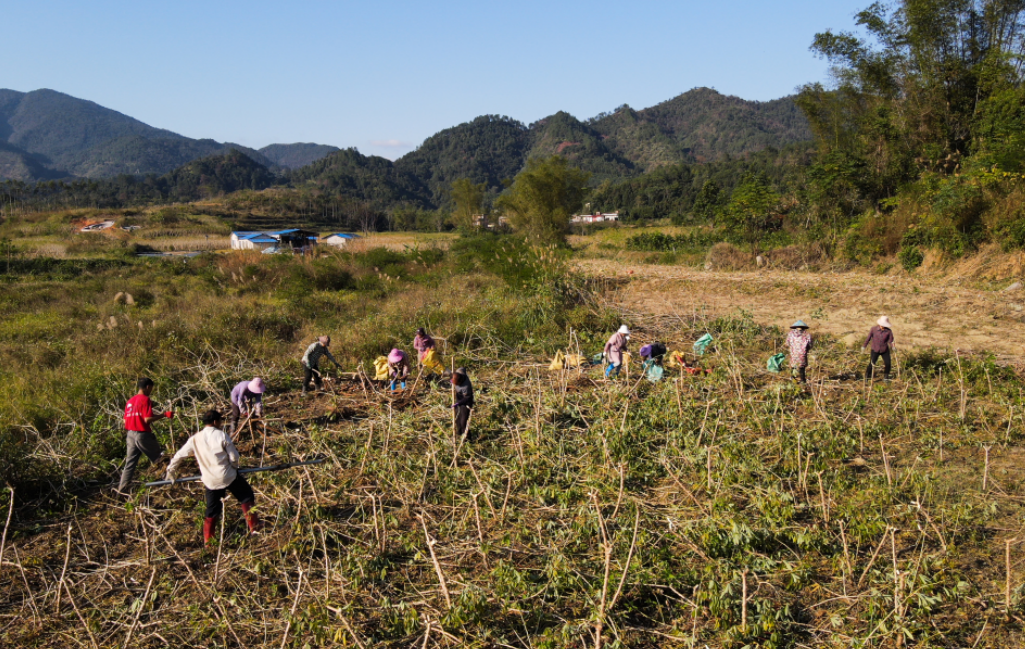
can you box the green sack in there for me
[767,353,787,373]
[645,362,664,383]
[592,352,605,366]
[693,333,713,356]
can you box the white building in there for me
[323,233,361,247]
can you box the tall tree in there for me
[450,177,487,232]
[496,156,590,245]
[797,0,1025,209]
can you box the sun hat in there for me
[617,325,630,335]
[388,348,406,363]
[640,344,653,358]
[877,316,892,328]
[790,320,809,329]
[248,377,266,394]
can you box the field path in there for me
[577,258,1025,363]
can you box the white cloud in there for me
[369,139,412,148]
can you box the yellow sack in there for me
[373,356,390,381]
[421,348,445,374]
[665,350,687,369]
[549,351,588,370]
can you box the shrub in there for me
[706,242,753,270]
[898,245,924,271]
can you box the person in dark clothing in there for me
[864,316,895,381]
[451,367,474,439]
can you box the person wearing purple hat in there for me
[388,349,410,391]
[229,377,266,435]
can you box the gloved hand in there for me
[164,411,174,419]
[165,468,176,483]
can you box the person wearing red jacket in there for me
[117,377,174,494]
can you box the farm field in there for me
[578,255,1025,365]
[0,237,1024,648]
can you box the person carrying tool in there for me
[118,377,174,494]
[864,316,895,381]
[229,377,266,435]
[786,321,813,383]
[388,348,410,390]
[165,409,262,544]
[301,335,341,395]
[603,325,630,379]
[413,327,436,363]
[451,367,474,439]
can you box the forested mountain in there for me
[290,90,812,210]
[393,115,531,205]
[0,141,62,182]
[591,87,813,165]
[0,86,812,208]
[260,143,340,169]
[0,149,277,210]
[0,89,282,180]
[526,112,637,182]
[289,147,430,208]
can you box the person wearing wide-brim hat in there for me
[387,348,410,391]
[863,316,895,381]
[229,377,266,435]
[603,325,630,379]
[786,320,813,383]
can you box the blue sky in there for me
[2,0,866,159]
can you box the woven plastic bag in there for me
[766,353,787,373]
[693,333,713,356]
[643,360,664,382]
[421,348,445,374]
[373,356,390,381]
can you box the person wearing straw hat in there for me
[301,335,341,395]
[388,348,410,390]
[786,320,813,383]
[863,316,895,381]
[229,377,266,435]
[603,325,631,379]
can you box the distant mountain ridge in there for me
[298,88,814,209]
[0,89,339,181]
[0,87,814,213]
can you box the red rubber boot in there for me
[203,517,217,544]
[241,503,262,534]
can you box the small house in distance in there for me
[570,211,620,224]
[231,229,319,253]
[323,233,361,248]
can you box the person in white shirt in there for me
[166,410,262,544]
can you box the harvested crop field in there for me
[577,258,1025,364]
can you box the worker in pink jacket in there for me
[603,325,630,379]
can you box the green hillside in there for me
[526,111,637,182]
[592,87,814,166]
[393,115,531,204]
[260,142,340,169]
[0,89,282,180]
[289,147,430,208]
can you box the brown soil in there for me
[577,258,1025,364]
